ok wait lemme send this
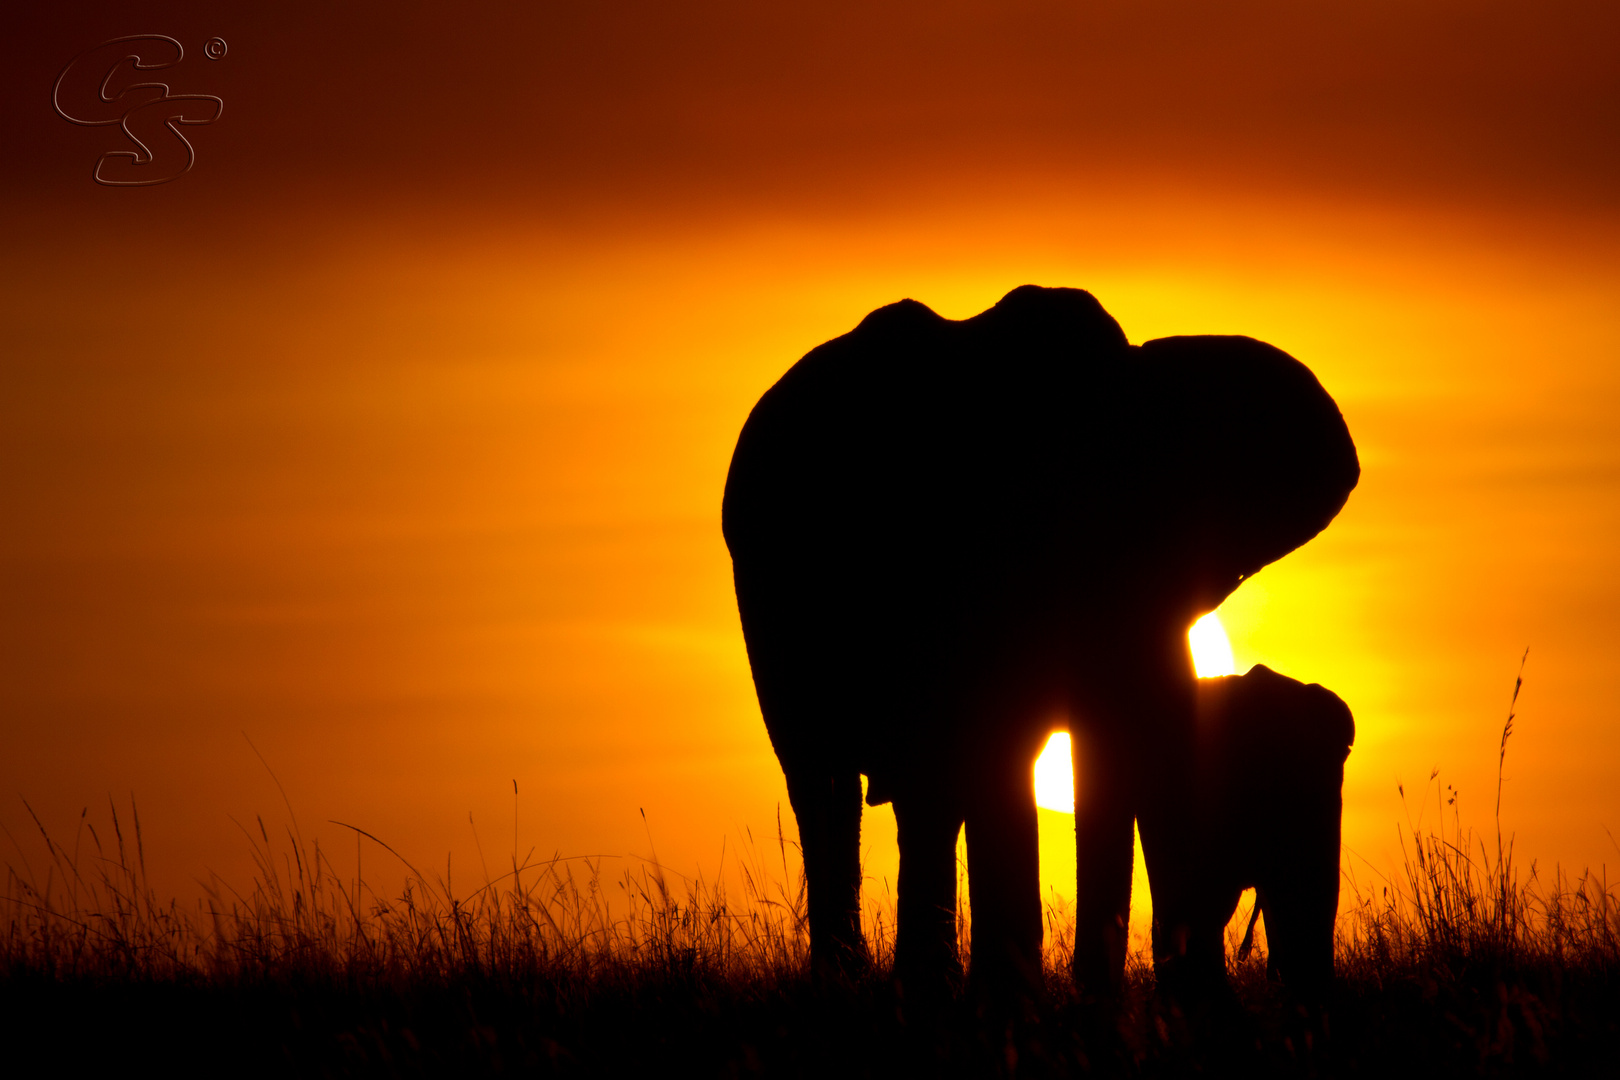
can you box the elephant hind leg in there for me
[781,761,866,975]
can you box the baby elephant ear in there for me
[1304,681,1357,760]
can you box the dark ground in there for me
[6,957,1617,1077]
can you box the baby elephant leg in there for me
[1257,801,1342,1002]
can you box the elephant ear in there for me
[1135,335,1360,601]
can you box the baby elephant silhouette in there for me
[1189,664,1355,1002]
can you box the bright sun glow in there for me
[1034,732,1074,813]
[1189,611,1237,678]
[1033,614,1237,814]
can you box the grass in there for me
[5,675,1620,1074]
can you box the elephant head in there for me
[1119,335,1361,626]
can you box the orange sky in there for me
[3,3,1618,935]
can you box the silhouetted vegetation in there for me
[0,669,1611,1074]
[3,777,1618,1077]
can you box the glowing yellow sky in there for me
[3,4,1618,936]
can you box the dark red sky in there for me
[7,1,1618,216]
[3,2,1618,930]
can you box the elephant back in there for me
[722,286,1130,567]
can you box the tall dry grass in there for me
[1337,777,1620,983]
[9,786,1616,998]
[1336,652,1620,982]
[2,797,831,991]
[6,705,1619,1000]
[5,661,1620,1074]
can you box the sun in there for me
[1033,613,1238,813]
[1188,610,1237,678]
[1033,732,1074,813]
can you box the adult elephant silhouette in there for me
[721,285,1358,997]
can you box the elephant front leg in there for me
[963,752,1045,999]
[892,792,964,994]
[781,764,866,976]
[1133,673,1228,1001]
[1071,723,1135,1000]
